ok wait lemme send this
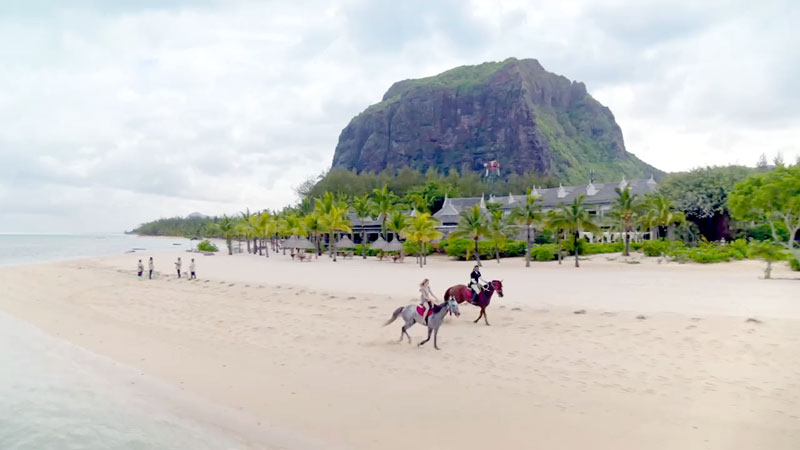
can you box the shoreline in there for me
[1,253,799,449]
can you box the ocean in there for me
[0,234,253,450]
[0,233,193,267]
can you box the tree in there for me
[210,215,236,255]
[646,194,685,240]
[451,204,490,266]
[305,213,324,257]
[352,194,373,259]
[386,210,409,244]
[773,152,785,167]
[609,186,639,256]
[748,240,785,279]
[511,189,543,267]
[730,165,800,264]
[487,209,514,263]
[757,153,768,169]
[320,205,352,262]
[556,196,600,267]
[239,209,254,253]
[370,185,398,241]
[658,166,754,240]
[545,209,566,264]
[402,213,443,267]
[254,211,273,257]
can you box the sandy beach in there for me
[1,251,799,449]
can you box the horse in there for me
[384,298,461,350]
[443,280,504,326]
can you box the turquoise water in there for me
[0,235,261,449]
[0,234,192,267]
[0,312,252,450]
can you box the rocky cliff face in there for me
[331,58,660,183]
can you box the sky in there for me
[0,0,798,233]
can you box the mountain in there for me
[331,58,661,184]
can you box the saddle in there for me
[416,306,435,317]
[463,285,481,305]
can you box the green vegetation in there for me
[657,166,755,240]
[510,189,543,267]
[371,59,517,111]
[298,167,559,207]
[449,205,491,265]
[196,240,218,252]
[730,164,800,265]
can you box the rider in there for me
[469,265,486,298]
[419,278,438,324]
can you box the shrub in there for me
[197,240,218,252]
[531,244,558,261]
[641,240,685,257]
[584,242,623,255]
[728,238,749,260]
[402,240,435,255]
[561,237,587,256]
[790,257,800,271]
[442,238,493,260]
[502,240,527,257]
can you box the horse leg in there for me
[433,327,440,350]
[403,320,413,343]
[483,308,490,326]
[418,327,432,347]
[474,308,483,323]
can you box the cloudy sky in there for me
[1,0,798,233]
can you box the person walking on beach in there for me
[148,257,154,279]
[137,259,144,277]
[189,258,196,279]
[175,257,182,278]
[419,278,438,325]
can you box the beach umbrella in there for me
[370,236,388,251]
[283,236,298,248]
[294,236,314,249]
[336,235,356,249]
[385,238,404,253]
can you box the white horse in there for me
[384,298,460,350]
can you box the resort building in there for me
[349,176,659,244]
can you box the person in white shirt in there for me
[175,257,182,278]
[137,259,144,277]
[189,258,196,279]
[148,257,154,279]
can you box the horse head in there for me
[447,297,461,317]
[491,280,504,298]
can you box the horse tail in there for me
[384,306,404,326]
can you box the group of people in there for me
[137,257,197,279]
[418,265,487,323]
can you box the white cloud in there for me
[0,0,798,232]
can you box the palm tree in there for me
[451,204,490,266]
[386,210,409,244]
[511,189,543,267]
[305,213,324,257]
[557,196,600,267]
[254,211,272,257]
[402,213,443,267]
[545,209,567,264]
[370,185,397,241]
[352,194,373,259]
[610,186,639,256]
[211,215,236,255]
[487,209,514,263]
[650,194,685,240]
[321,205,352,262]
[239,208,254,253]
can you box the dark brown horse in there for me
[443,280,504,325]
